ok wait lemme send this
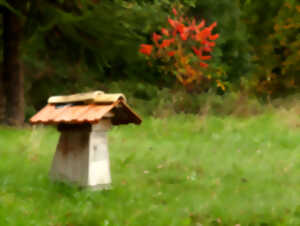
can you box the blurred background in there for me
[0,0,299,124]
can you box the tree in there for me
[0,0,96,126]
[0,0,25,126]
[0,0,168,125]
[242,0,300,96]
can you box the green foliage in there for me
[24,0,167,71]
[21,0,256,114]
[105,81,297,118]
[21,0,170,111]
[0,0,20,15]
[0,0,299,117]
[3,0,160,105]
[1,113,300,225]
[190,0,252,84]
[242,0,300,96]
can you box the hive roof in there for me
[30,91,141,125]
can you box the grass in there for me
[0,112,300,226]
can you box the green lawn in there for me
[0,113,300,226]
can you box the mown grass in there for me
[0,112,300,226]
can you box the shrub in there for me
[139,6,222,92]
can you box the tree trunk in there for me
[0,65,4,123]
[2,3,25,126]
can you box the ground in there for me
[0,111,300,226]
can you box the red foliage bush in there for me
[139,7,220,90]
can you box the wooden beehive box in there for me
[30,91,142,189]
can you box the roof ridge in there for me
[47,91,126,104]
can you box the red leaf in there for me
[172,8,178,16]
[199,62,208,68]
[208,22,217,31]
[152,32,162,45]
[192,46,202,56]
[191,18,196,26]
[180,32,189,41]
[161,28,169,36]
[199,55,212,60]
[196,28,211,41]
[168,51,176,57]
[197,20,205,30]
[206,41,215,47]
[168,18,177,28]
[203,46,212,52]
[139,44,153,55]
[160,38,174,48]
[172,30,177,37]
[176,23,185,34]
[209,33,219,41]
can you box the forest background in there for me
[0,0,299,125]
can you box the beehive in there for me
[30,91,141,189]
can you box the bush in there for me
[106,81,264,118]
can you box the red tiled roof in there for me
[30,100,142,125]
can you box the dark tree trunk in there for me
[0,65,4,123]
[2,3,25,126]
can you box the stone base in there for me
[50,120,112,190]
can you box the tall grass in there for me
[0,112,300,225]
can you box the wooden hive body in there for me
[30,91,141,189]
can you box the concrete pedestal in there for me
[50,119,112,189]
